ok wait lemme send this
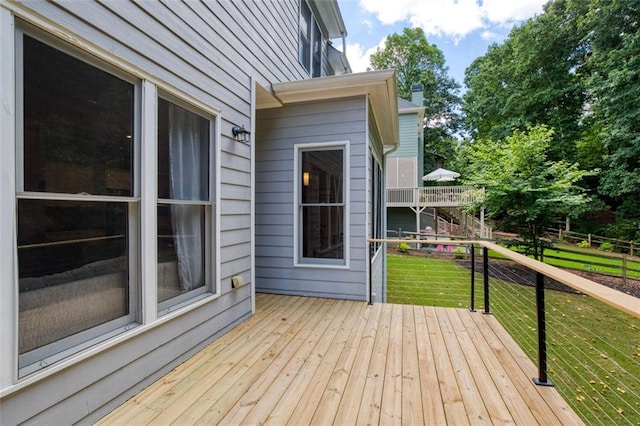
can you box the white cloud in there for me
[481,0,547,23]
[480,30,500,41]
[359,0,547,39]
[345,38,387,73]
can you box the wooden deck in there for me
[97,294,582,425]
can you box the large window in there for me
[297,144,347,266]
[14,26,218,375]
[298,0,322,77]
[157,97,213,312]
[17,32,137,372]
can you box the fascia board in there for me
[272,70,399,148]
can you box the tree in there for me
[462,126,595,259]
[369,27,461,172]
[582,0,640,225]
[463,0,590,164]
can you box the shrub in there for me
[453,247,466,259]
[398,242,411,253]
[599,241,613,252]
[577,240,590,248]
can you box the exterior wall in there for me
[369,131,386,303]
[388,208,419,235]
[0,0,324,423]
[255,97,369,300]
[389,113,420,157]
[387,112,421,188]
[371,249,385,302]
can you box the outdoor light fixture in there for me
[232,125,251,143]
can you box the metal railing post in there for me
[533,272,553,386]
[483,246,491,314]
[470,244,476,312]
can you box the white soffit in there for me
[311,0,347,39]
[272,69,399,148]
[255,83,282,109]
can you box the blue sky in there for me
[336,0,548,87]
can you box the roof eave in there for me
[272,70,399,148]
[310,0,347,39]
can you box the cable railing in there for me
[372,238,640,424]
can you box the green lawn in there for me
[387,253,640,425]
[386,254,484,308]
[543,246,640,278]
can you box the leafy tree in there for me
[462,126,595,259]
[581,0,640,227]
[463,0,591,164]
[369,27,461,172]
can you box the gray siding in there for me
[371,249,385,303]
[1,287,252,425]
[255,97,369,300]
[1,0,320,423]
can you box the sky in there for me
[336,0,549,87]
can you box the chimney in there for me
[411,84,424,107]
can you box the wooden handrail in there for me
[369,238,640,319]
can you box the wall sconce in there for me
[232,125,251,143]
[303,172,310,186]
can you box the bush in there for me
[398,242,411,253]
[453,247,466,259]
[577,240,590,248]
[598,241,613,252]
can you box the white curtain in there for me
[168,104,204,291]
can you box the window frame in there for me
[156,91,217,315]
[293,141,350,269]
[14,23,141,376]
[10,21,223,379]
[371,152,384,253]
[298,0,323,77]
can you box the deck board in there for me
[97,294,583,425]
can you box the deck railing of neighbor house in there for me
[386,185,484,208]
[373,238,640,424]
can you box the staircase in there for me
[439,207,492,239]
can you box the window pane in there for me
[157,204,205,303]
[301,150,343,203]
[158,98,210,201]
[17,199,129,354]
[312,21,321,77]
[299,0,311,70]
[23,35,134,196]
[302,205,344,259]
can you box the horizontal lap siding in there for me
[2,0,306,423]
[255,97,369,300]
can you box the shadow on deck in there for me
[97,293,581,425]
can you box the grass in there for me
[386,254,484,308]
[543,245,640,278]
[387,253,640,425]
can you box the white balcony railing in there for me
[386,186,484,208]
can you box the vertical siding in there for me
[255,97,368,300]
[0,0,313,423]
[388,112,419,157]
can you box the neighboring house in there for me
[385,85,489,238]
[0,0,397,423]
[386,85,426,234]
